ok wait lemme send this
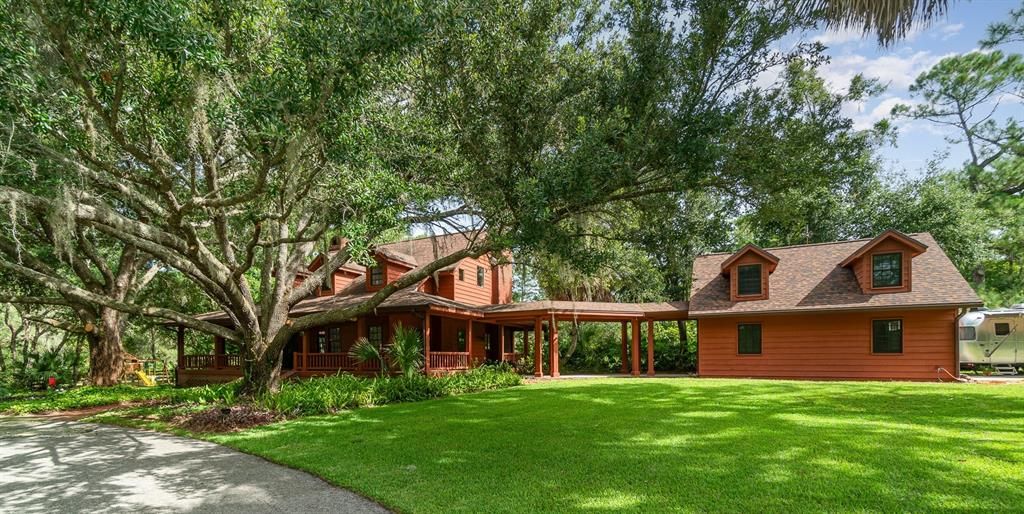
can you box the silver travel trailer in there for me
[959,305,1024,374]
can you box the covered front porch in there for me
[174,306,527,386]
[173,300,689,386]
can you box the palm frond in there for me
[349,337,383,367]
[799,0,950,47]
[388,323,424,377]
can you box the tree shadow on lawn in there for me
[217,380,1024,513]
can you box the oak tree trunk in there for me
[88,308,125,386]
[240,340,284,397]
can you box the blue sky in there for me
[801,0,1023,177]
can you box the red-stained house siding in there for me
[387,313,421,342]
[365,256,413,292]
[451,255,494,306]
[491,262,513,304]
[697,308,957,381]
[437,273,455,299]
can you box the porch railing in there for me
[502,352,519,363]
[293,352,381,372]
[429,352,470,370]
[181,354,240,370]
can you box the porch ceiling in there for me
[481,300,689,323]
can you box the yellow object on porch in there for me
[135,370,157,387]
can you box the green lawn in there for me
[203,378,1024,513]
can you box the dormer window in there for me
[871,253,902,288]
[477,266,485,287]
[737,264,762,296]
[840,231,927,295]
[720,243,778,302]
[321,273,333,293]
[370,267,384,286]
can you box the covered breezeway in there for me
[481,301,689,377]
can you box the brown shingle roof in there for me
[193,275,481,324]
[376,231,484,268]
[688,232,982,317]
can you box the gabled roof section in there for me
[720,243,780,273]
[375,247,418,268]
[838,229,928,268]
[689,233,981,316]
[374,230,484,270]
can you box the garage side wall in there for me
[697,308,957,381]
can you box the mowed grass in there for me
[209,379,1024,513]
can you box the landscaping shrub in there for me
[0,384,178,415]
[168,381,241,405]
[259,363,522,416]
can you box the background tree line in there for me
[0,0,1019,388]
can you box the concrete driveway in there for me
[0,417,389,513]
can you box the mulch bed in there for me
[174,405,281,433]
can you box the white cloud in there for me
[819,50,954,91]
[938,22,965,40]
[844,96,915,130]
[812,27,866,46]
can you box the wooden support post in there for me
[549,316,560,378]
[176,325,185,369]
[466,318,474,368]
[424,312,431,374]
[357,316,367,339]
[631,319,640,377]
[533,318,543,377]
[214,336,225,369]
[647,319,655,377]
[620,321,628,374]
[498,323,505,361]
[301,330,310,372]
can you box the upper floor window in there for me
[995,323,1011,336]
[872,253,902,288]
[370,266,384,286]
[737,264,762,296]
[458,268,465,281]
[738,323,762,354]
[477,266,485,287]
[321,273,333,293]
[872,319,902,353]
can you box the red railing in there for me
[182,354,240,370]
[430,352,470,370]
[293,352,381,371]
[502,353,519,363]
[296,352,358,370]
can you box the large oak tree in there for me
[0,0,827,394]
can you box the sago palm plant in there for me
[348,323,424,377]
[389,323,424,377]
[349,337,385,376]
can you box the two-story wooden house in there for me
[176,232,690,386]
